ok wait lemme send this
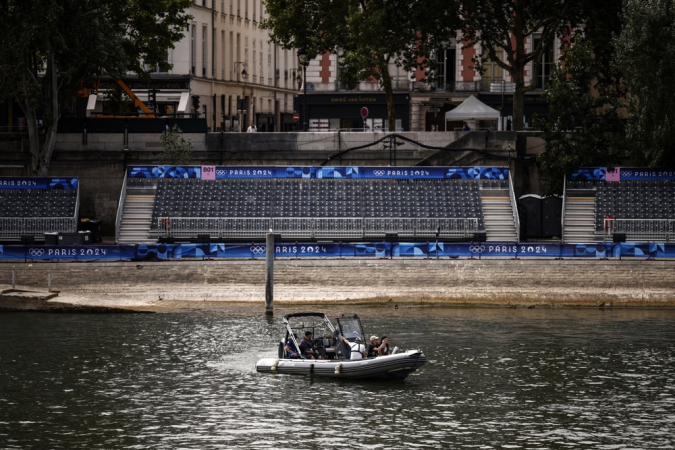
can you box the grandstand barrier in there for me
[156,217,479,241]
[0,176,80,242]
[0,218,77,241]
[2,241,675,261]
[603,219,675,243]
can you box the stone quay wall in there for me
[1,258,674,310]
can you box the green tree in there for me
[536,38,624,194]
[159,125,193,165]
[461,0,575,131]
[614,0,675,168]
[0,0,191,175]
[262,0,457,131]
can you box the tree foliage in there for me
[461,0,576,131]
[262,0,458,131]
[0,0,191,175]
[536,38,624,195]
[159,125,193,165]
[614,0,675,168]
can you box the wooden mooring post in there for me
[265,233,278,316]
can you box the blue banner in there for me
[2,242,674,261]
[0,245,135,260]
[0,177,78,190]
[127,165,509,181]
[569,167,675,181]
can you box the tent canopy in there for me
[445,95,500,121]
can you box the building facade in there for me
[86,0,301,132]
[299,32,562,132]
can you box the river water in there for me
[1,306,674,449]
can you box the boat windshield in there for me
[285,314,335,342]
[336,318,364,341]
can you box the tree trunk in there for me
[16,72,40,175]
[512,85,525,131]
[380,61,396,132]
[36,53,60,176]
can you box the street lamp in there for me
[297,46,308,132]
[234,62,248,132]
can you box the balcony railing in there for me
[415,81,480,93]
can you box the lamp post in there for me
[297,46,308,132]
[234,61,248,132]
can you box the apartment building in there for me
[299,32,562,132]
[83,0,300,132]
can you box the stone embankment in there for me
[1,258,674,312]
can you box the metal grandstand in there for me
[0,178,80,242]
[116,166,518,243]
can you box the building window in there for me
[202,25,207,77]
[432,47,456,91]
[221,31,226,79]
[480,50,503,91]
[268,44,272,86]
[190,24,196,75]
[245,36,249,69]
[533,34,554,90]
[260,40,264,85]
[252,38,257,83]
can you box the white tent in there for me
[444,95,501,130]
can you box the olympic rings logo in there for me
[469,245,485,253]
[373,170,385,176]
[250,246,266,254]
[29,248,45,257]
[216,170,227,176]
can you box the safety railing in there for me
[115,171,127,243]
[508,172,520,242]
[156,217,480,240]
[603,219,675,242]
[0,217,78,240]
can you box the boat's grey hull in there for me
[256,350,426,380]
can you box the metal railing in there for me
[115,173,128,244]
[508,172,520,242]
[603,219,675,242]
[156,217,479,240]
[0,217,78,240]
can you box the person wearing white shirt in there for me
[341,335,365,359]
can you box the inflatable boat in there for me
[255,312,426,381]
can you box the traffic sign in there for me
[293,114,300,122]
[360,107,369,118]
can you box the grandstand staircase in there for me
[562,196,597,244]
[480,189,518,241]
[117,189,156,244]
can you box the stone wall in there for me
[2,259,673,307]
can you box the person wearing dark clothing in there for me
[299,331,317,359]
[284,333,300,358]
[367,335,381,358]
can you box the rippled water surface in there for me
[1,306,674,449]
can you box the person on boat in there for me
[341,335,365,359]
[367,335,380,358]
[368,335,391,357]
[299,331,317,359]
[379,336,391,356]
[284,333,300,359]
